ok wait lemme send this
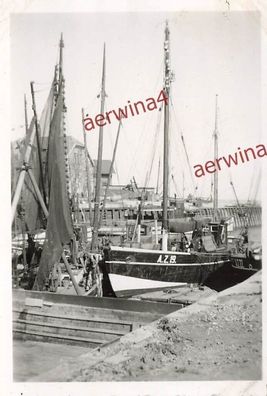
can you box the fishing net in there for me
[33,89,74,290]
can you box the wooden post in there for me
[21,197,27,269]
[24,94,29,134]
[11,123,36,222]
[155,219,158,245]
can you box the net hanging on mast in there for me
[33,80,75,290]
[33,35,75,290]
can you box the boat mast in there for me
[213,94,219,221]
[91,44,106,251]
[30,81,47,206]
[162,21,171,250]
[32,35,81,295]
[82,108,93,224]
[59,33,64,83]
[156,158,160,195]
[182,171,185,200]
[22,94,28,268]
[24,94,29,134]
[99,120,122,228]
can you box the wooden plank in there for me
[25,297,43,307]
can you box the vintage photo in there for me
[10,10,262,384]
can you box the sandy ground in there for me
[13,340,90,381]
[29,270,262,382]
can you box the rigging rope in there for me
[242,169,261,231]
[247,161,260,203]
[144,104,163,188]
[229,179,242,210]
[170,96,197,195]
[250,168,261,204]
[126,62,164,182]
[171,173,181,197]
[100,98,130,213]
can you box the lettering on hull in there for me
[157,254,177,264]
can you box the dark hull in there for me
[103,246,231,296]
[205,255,261,291]
[231,254,261,272]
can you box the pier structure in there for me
[13,289,180,347]
[195,205,261,230]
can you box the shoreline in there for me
[27,271,262,382]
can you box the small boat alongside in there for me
[231,237,262,276]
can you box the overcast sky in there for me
[10,11,262,201]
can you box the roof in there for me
[66,135,84,152]
[11,135,94,166]
[93,160,114,175]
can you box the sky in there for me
[10,11,262,201]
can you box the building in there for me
[93,159,114,188]
[66,136,94,199]
[11,135,117,203]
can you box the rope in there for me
[171,173,181,197]
[247,161,259,203]
[144,104,163,188]
[170,96,197,195]
[126,62,164,182]
[102,98,127,210]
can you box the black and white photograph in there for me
[1,1,266,395]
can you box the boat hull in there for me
[231,255,261,273]
[108,273,185,297]
[204,252,261,292]
[103,246,231,296]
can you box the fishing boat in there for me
[229,222,261,281]
[204,230,261,292]
[102,22,232,297]
[11,35,87,295]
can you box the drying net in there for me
[33,88,74,290]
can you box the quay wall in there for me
[195,205,261,230]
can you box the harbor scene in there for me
[9,9,263,387]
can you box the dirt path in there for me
[30,271,262,382]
